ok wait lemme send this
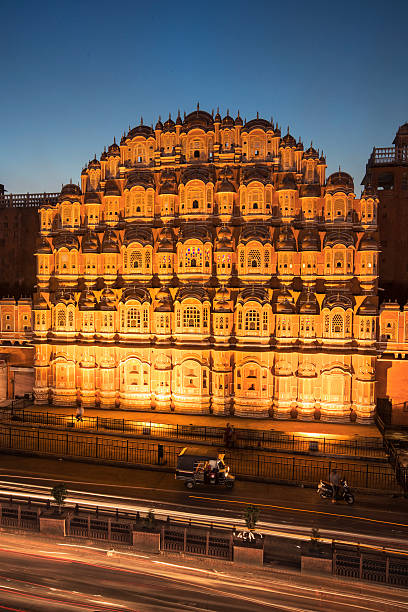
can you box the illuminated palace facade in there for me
[32,108,379,423]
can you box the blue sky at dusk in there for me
[1,0,407,193]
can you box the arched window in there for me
[332,313,343,335]
[127,307,140,328]
[248,249,261,269]
[57,309,66,328]
[68,311,74,328]
[183,305,200,328]
[245,310,260,332]
[130,250,142,269]
[192,200,199,209]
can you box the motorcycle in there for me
[317,479,355,504]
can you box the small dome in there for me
[274,224,297,251]
[37,236,52,254]
[357,295,377,316]
[104,180,121,196]
[298,291,319,315]
[163,114,176,132]
[324,229,354,248]
[358,232,378,251]
[33,292,49,310]
[128,123,154,139]
[101,229,120,253]
[322,292,353,311]
[176,111,183,126]
[60,183,82,198]
[214,108,222,122]
[281,130,296,147]
[300,183,321,198]
[216,178,236,193]
[222,111,234,127]
[121,285,151,304]
[53,232,80,251]
[155,117,163,130]
[296,140,304,151]
[100,150,108,161]
[299,228,320,251]
[361,183,377,198]
[88,157,101,169]
[274,287,296,314]
[81,230,99,253]
[235,112,243,126]
[100,287,116,311]
[304,144,319,159]
[326,171,354,193]
[84,192,101,204]
[78,290,97,311]
[107,140,120,156]
[277,173,297,191]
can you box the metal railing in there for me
[334,543,408,588]
[0,192,59,208]
[369,146,408,166]
[0,424,399,491]
[2,408,385,459]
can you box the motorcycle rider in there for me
[329,468,342,503]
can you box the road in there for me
[0,454,407,549]
[0,535,407,611]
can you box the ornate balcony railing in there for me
[368,145,408,166]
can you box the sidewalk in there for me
[18,403,382,440]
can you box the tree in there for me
[51,483,68,514]
[244,504,260,531]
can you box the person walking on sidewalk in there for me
[224,423,232,449]
[75,405,84,423]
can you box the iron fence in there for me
[334,544,408,588]
[2,408,385,458]
[0,501,40,531]
[0,424,399,491]
[162,525,232,560]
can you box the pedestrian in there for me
[329,468,341,503]
[224,422,232,448]
[230,425,237,449]
[75,405,84,423]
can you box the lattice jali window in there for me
[127,307,140,329]
[263,311,268,331]
[245,310,260,332]
[264,250,270,268]
[57,310,66,328]
[332,313,344,335]
[248,249,261,269]
[183,306,200,328]
[324,314,330,334]
[145,251,151,268]
[239,250,245,268]
[130,251,142,269]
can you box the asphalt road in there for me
[0,454,407,548]
[0,536,407,611]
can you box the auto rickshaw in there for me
[175,446,235,489]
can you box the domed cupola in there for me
[154,286,173,312]
[274,287,296,314]
[33,292,49,310]
[81,230,100,253]
[274,224,297,251]
[84,192,101,204]
[123,224,153,246]
[163,113,176,132]
[214,287,232,312]
[100,149,108,161]
[104,180,121,196]
[176,110,183,126]
[107,138,120,156]
[128,118,154,139]
[121,285,151,304]
[155,116,163,131]
[100,287,116,311]
[53,232,80,250]
[276,173,297,191]
[216,225,233,251]
[60,183,82,199]
[101,229,120,253]
[304,143,319,159]
[235,111,243,126]
[214,107,222,123]
[54,289,75,305]
[78,289,97,311]
[326,170,354,194]
[299,227,320,251]
[157,227,174,252]
[300,183,321,197]
[37,236,53,254]
[298,290,319,315]
[361,183,377,198]
[281,128,296,148]
[296,138,304,151]
[88,157,101,169]
[358,232,378,251]
[357,295,377,316]
[322,292,353,311]
[216,178,236,193]
[222,110,235,127]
